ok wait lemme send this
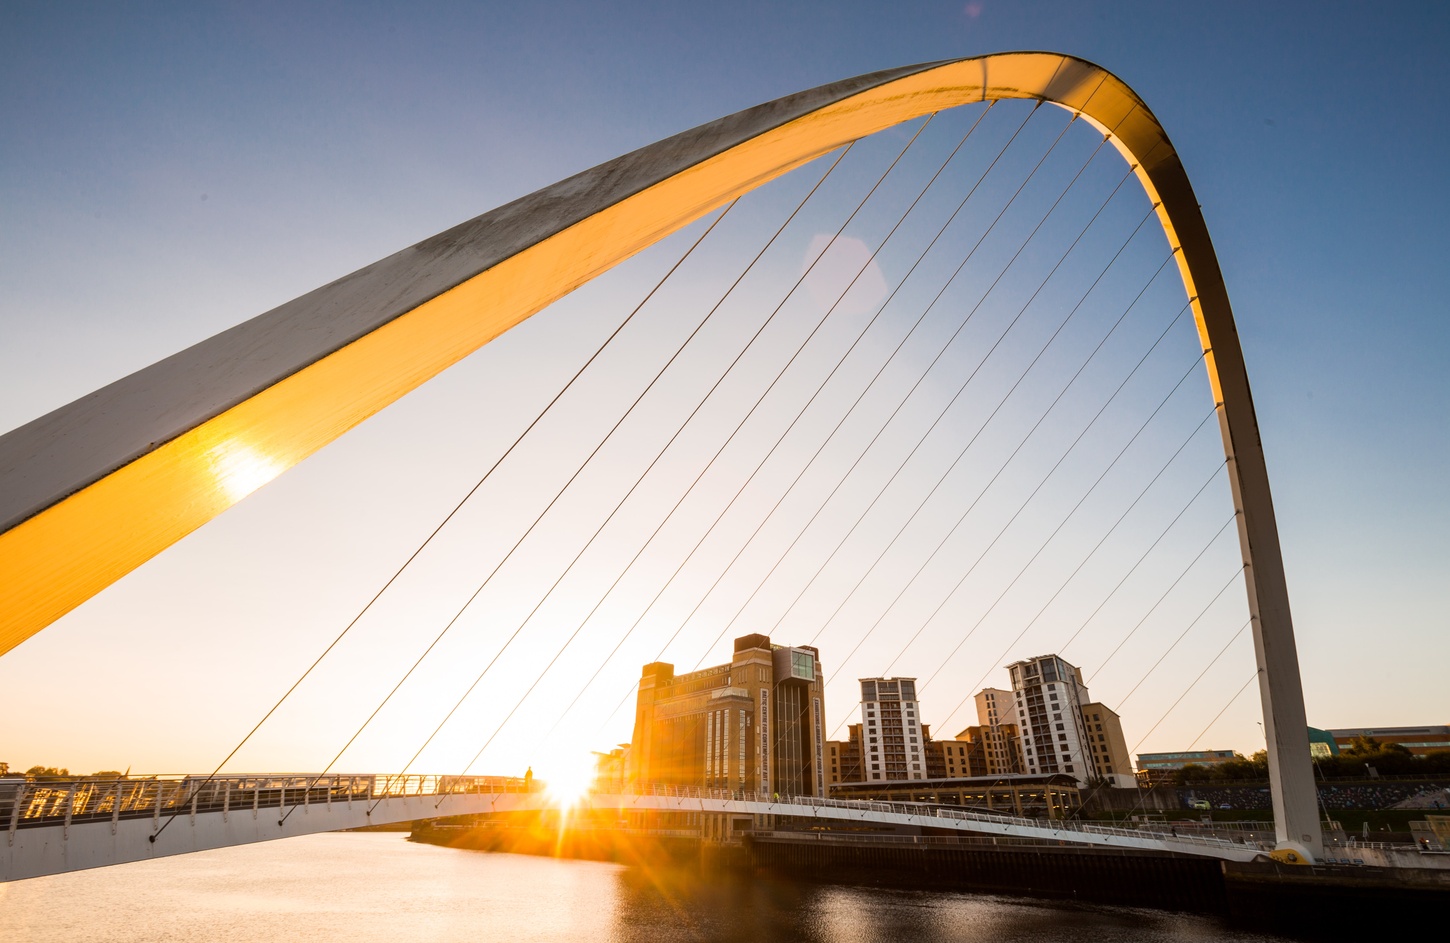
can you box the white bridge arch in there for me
[0,53,1318,860]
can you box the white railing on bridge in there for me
[596,782,1276,856]
[1,774,528,836]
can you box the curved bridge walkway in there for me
[2,774,1270,881]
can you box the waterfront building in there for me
[626,633,827,797]
[859,677,927,781]
[1006,654,1135,788]
[1136,749,1238,783]
[829,772,1081,818]
[1327,725,1450,756]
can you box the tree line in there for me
[1174,738,1450,784]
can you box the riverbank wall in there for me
[411,820,1449,938]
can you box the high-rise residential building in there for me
[858,677,926,781]
[626,634,827,797]
[1006,654,1134,788]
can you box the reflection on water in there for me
[0,833,1285,943]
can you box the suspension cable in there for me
[1113,564,1246,709]
[443,114,957,786]
[586,103,1056,734]
[859,283,1188,685]
[833,378,1214,739]
[900,387,1208,689]
[1114,665,1260,820]
[378,116,938,804]
[919,461,1233,738]
[1056,461,1232,656]
[916,353,1210,693]
[534,104,999,740]
[758,117,1099,647]
[1087,512,1240,683]
[303,141,860,814]
[1127,617,1253,751]
[291,131,888,820]
[590,104,1075,730]
[807,192,1155,664]
[150,192,744,841]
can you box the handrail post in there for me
[6,783,22,845]
[63,783,76,839]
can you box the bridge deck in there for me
[3,775,1283,881]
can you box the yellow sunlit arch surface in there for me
[4,51,1215,646]
[0,49,1320,858]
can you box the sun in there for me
[542,754,597,807]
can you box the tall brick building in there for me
[626,634,827,797]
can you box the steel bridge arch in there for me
[0,52,1319,859]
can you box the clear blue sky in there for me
[2,2,1446,778]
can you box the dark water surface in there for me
[0,833,1289,942]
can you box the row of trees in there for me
[0,764,127,780]
[1174,740,1450,784]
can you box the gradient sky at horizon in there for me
[2,2,1446,782]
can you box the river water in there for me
[0,833,1287,942]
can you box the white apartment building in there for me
[859,677,926,781]
[1006,654,1134,788]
